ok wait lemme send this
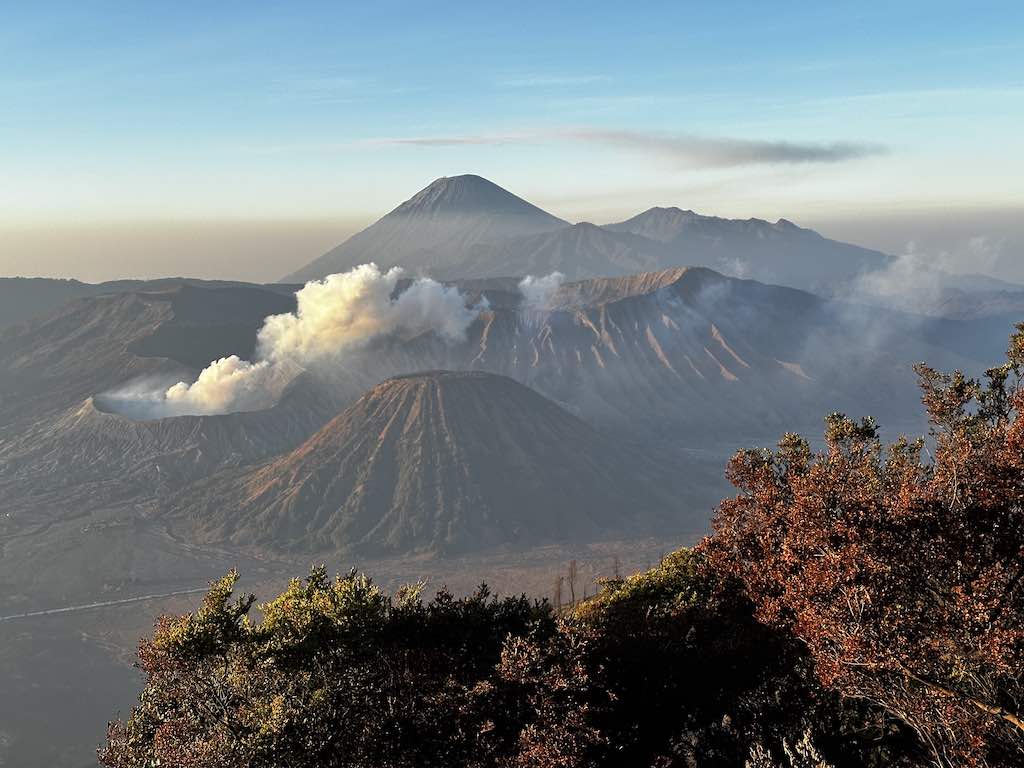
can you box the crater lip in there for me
[92,367,316,422]
[92,387,282,422]
[91,392,184,422]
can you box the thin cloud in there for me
[563,129,887,167]
[365,133,531,147]
[367,128,887,167]
[498,74,612,88]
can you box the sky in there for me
[1,1,1022,282]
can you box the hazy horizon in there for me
[2,200,1023,284]
[3,2,1021,283]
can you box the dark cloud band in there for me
[369,129,886,168]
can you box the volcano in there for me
[283,175,568,282]
[171,371,686,555]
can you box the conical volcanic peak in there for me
[391,175,563,220]
[282,176,567,282]
[173,370,683,555]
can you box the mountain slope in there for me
[0,277,298,331]
[454,222,670,280]
[283,175,568,282]
[0,278,111,330]
[0,282,339,535]
[319,267,972,442]
[0,266,994,555]
[605,207,892,292]
[0,282,297,437]
[172,371,686,554]
[603,207,704,243]
[0,376,341,532]
[283,177,1023,311]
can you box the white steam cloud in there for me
[121,264,481,417]
[163,357,285,415]
[258,264,478,366]
[848,237,1013,316]
[518,272,565,310]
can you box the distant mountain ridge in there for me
[605,206,800,243]
[0,277,296,331]
[602,206,700,242]
[284,174,892,292]
[604,206,892,291]
[7,177,1020,328]
[0,278,107,330]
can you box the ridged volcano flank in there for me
[175,371,679,555]
[548,266,695,308]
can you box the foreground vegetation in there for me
[102,329,1024,767]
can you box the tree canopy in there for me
[707,325,1024,766]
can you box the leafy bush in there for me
[101,568,551,768]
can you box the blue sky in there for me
[1,1,1022,280]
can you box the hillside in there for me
[171,371,686,554]
[0,276,298,331]
[0,278,110,330]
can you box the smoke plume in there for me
[163,357,286,415]
[120,264,481,417]
[518,272,565,310]
[844,237,1011,317]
